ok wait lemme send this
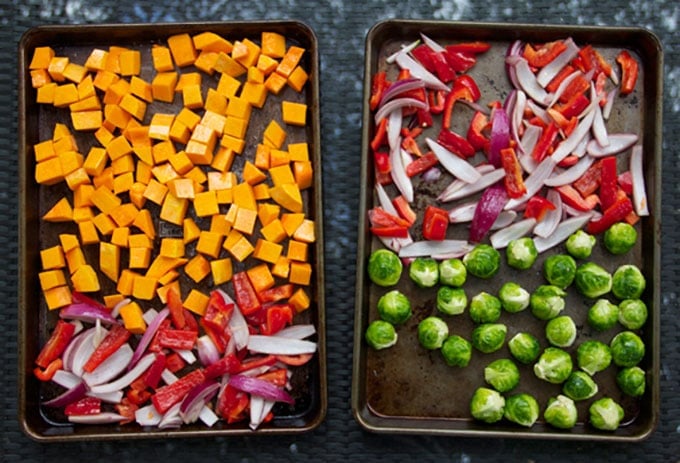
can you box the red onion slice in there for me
[426,138,481,183]
[82,343,133,387]
[438,164,495,201]
[387,107,403,150]
[470,184,508,243]
[135,404,162,426]
[544,155,595,187]
[218,289,249,351]
[179,381,220,424]
[489,107,511,168]
[420,33,445,53]
[229,375,294,405]
[128,308,169,370]
[505,157,557,210]
[630,145,649,216]
[199,405,219,427]
[60,302,118,325]
[70,327,102,377]
[374,97,428,124]
[547,70,581,108]
[394,50,449,92]
[506,40,524,89]
[42,381,87,408]
[591,104,609,147]
[68,413,126,424]
[390,145,414,203]
[274,324,316,340]
[490,211,519,230]
[587,133,639,157]
[158,402,182,429]
[398,240,473,259]
[550,107,596,163]
[249,396,276,430]
[536,38,580,88]
[512,91,527,150]
[513,58,552,106]
[490,218,537,249]
[247,335,317,356]
[534,213,594,253]
[603,88,617,120]
[448,201,478,223]
[439,168,506,202]
[88,352,156,394]
[386,39,420,64]
[197,335,220,366]
[378,78,425,108]
[526,100,549,124]
[533,189,563,238]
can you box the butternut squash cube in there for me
[287,239,308,262]
[78,220,99,245]
[183,218,201,244]
[119,93,147,120]
[256,54,279,75]
[43,197,73,222]
[289,287,311,312]
[203,88,227,114]
[246,263,275,293]
[167,33,197,67]
[151,72,178,103]
[151,45,174,72]
[269,149,290,167]
[209,214,232,236]
[30,46,55,69]
[40,245,65,270]
[216,73,241,97]
[194,50,219,75]
[276,46,305,78]
[269,164,296,186]
[63,62,88,83]
[287,66,309,92]
[193,190,219,217]
[211,147,236,172]
[224,116,248,139]
[149,113,175,140]
[184,254,211,283]
[132,275,158,301]
[213,52,246,78]
[117,269,139,295]
[31,68,52,88]
[160,193,188,225]
[196,231,223,258]
[269,183,303,212]
[260,218,287,243]
[65,246,86,273]
[130,76,153,102]
[176,107,201,131]
[119,49,141,76]
[257,203,281,227]
[92,213,116,236]
[293,218,316,243]
[39,269,67,290]
[231,182,257,211]
[233,207,258,235]
[58,234,80,253]
[44,285,72,310]
[263,119,286,149]
[210,258,233,285]
[99,241,120,282]
[289,261,312,285]
[240,82,267,108]
[254,143,270,169]
[183,289,209,316]
[53,83,79,107]
[182,83,203,109]
[264,72,287,95]
[143,178,168,205]
[271,255,290,279]
[281,101,307,126]
[71,264,100,292]
[110,202,139,227]
[71,110,102,131]
[261,32,286,59]
[253,239,283,264]
[119,301,146,334]
[168,178,195,199]
[219,134,245,154]
[288,142,309,161]
[47,56,69,82]
[129,246,152,269]
[193,32,233,54]
[110,227,130,247]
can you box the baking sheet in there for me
[352,20,662,441]
[18,21,326,441]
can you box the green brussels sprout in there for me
[604,222,637,255]
[610,331,645,367]
[576,340,612,375]
[484,358,520,392]
[365,320,397,350]
[562,371,599,401]
[417,316,449,350]
[471,323,507,353]
[470,387,505,423]
[574,262,613,299]
[587,299,619,331]
[463,244,501,279]
[543,254,577,289]
[376,290,412,325]
[469,291,502,324]
[439,258,467,287]
[506,237,538,270]
[545,315,577,348]
[534,347,573,384]
[565,229,596,259]
[589,397,624,431]
[498,282,530,313]
[436,286,467,316]
[367,249,403,287]
[611,264,646,300]
[618,299,648,330]
[616,366,646,397]
[408,257,439,288]
[544,395,578,429]
[441,334,472,367]
[504,393,540,427]
[530,285,566,320]
[508,332,541,364]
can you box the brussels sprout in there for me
[367,249,403,287]
[611,264,646,300]
[544,395,578,429]
[365,320,397,350]
[377,290,412,325]
[484,358,520,392]
[530,285,566,320]
[498,282,530,313]
[618,299,648,330]
[610,331,645,367]
[534,347,573,384]
[616,366,646,397]
[562,371,599,401]
[441,334,472,367]
[545,315,577,348]
[543,254,577,289]
[604,222,637,255]
[417,316,449,350]
[504,393,540,427]
[574,262,613,299]
[576,340,612,375]
[439,258,467,287]
[508,332,541,364]
[463,244,501,279]
[587,298,619,331]
[469,292,502,324]
[470,387,505,423]
[565,229,596,259]
[506,237,538,270]
[408,257,439,288]
[589,397,624,431]
[436,286,467,316]
[471,323,507,354]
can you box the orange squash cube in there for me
[168,33,197,67]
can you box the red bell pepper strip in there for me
[373,151,390,175]
[201,291,233,334]
[276,353,314,366]
[217,384,249,424]
[412,44,437,72]
[443,47,477,72]
[370,225,409,238]
[531,121,559,162]
[405,152,438,177]
[555,185,599,211]
[237,354,277,373]
[65,397,102,416]
[466,111,490,151]
[368,207,411,229]
[156,329,198,351]
[33,358,63,381]
[204,353,241,379]
[143,352,166,389]
[456,75,481,101]
[416,107,433,128]
[114,398,138,425]
[165,352,187,373]
[126,386,152,406]
[616,50,639,95]
[259,303,294,335]
[446,41,491,55]
[500,147,527,199]
[401,126,423,139]
[258,284,295,303]
[574,160,602,197]
[257,368,288,387]
[554,93,590,119]
[369,71,388,111]
[392,195,417,226]
[524,40,567,68]
[558,74,590,104]
[524,195,556,221]
[618,171,634,196]
[202,322,230,354]
[35,320,75,369]
[546,64,576,93]
[166,288,186,330]
[83,323,130,373]
[442,83,474,130]
[599,156,619,210]
[422,206,449,241]
[437,128,476,159]
[427,89,446,114]
[232,271,261,316]
[152,368,206,414]
[401,135,424,157]
[558,154,580,168]
[430,50,457,83]
[586,196,634,234]
[370,117,388,152]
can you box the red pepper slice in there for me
[114,398,138,425]
[427,89,446,115]
[258,284,295,303]
[83,323,130,373]
[35,320,75,369]
[554,93,590,119]
[370,117,388,152]
[558,74,590,104]
[412,44,437,73]
[201,291,233,334]
[586,196,634,234]
[401,135,424,157]
[524,40,567,68]
[392,195,417,226]
[466,111,490,152]
[618,171,634,196]
[276,353,314,366]
[33,358,63,381]
[599,156,619,210]
[416,107,433,128]
[456,75,481,101]
[65,397,101,416]
[166,288,186,330]
[237,354,277,373]
[443,48,477,72]
[217,384,249,424]
[152,368,206,414]
[616,50,639,95]
[500,147,527,199]
[430,50,456,83]
[156,328,198,351]
[442,84,474,130]
[126,387,152,406]
[204,353,241,379]
[524,195,556,221]
[256,368,288,387]
[370,225,409,238]
[555,184,599,211]
[422,206,449,241]
[259,303,294,336]
[546,64,576,93]
[232,271,261,316]
[437,128,476,159]
[573,160,602,197]
[143,352,166,389]
[165,351,187,373]
[369,71,388,111]
[202,322,230,354]
[445,41,491,55]
[531,122,559,162]
[373,151,390,175]
[405,151,438,177]
[368,207,411,229]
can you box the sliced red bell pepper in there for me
[276,353,314,366]
[237,354,277,373]
[152,368,206,414]
[430,50,457,83]
[201,291,233,334]
[370,225,409,238]
[232,271,261,316]
[370,117,388,152]
[182,308,199,332]
[586,196,634,234]
[374,151,390,175]
[202,322,230,354]
[524,195,556,221]
[258,284,295,303]
[165,287,186,330]
[437,128,476,159]
[558,74,590,104]
[500,147,527,199]
[443,47,477,72]
[114,398,138,425]
[204,353,241,379]
[446,41,491,55]
[259,303,294,335]
[401,126,423,139]
[83,323,130,373]
[556,184,599,211]
[217,384,249,424]
[148,319,172,352]
[599,156,619,210]
[165,351,187,373]
[405,151,438,177]
[524,40,567,68]
[456,75,481,101]
[422,206,449,241]
[368,207,411,229]
[33,358,63,381]
[401,135,424,157]
[65,397,102,416]
[546,64,576,93]
[618,171,634,196]
[143,352,166,389]
[466,111,490,151]
[616,50,639,95]
[369,71,389,111]
[126,386,152,406]
[554,93,590,119]
[416,107,433,128]
[35,320,75,369]
[412,44,437,72]
[531,121,559,162]
[442,84,474,130]
[257,368,288,387]
[156,328,198,351]
[392,195,417,226]
[573,160,602,197]
[71,291,108,311]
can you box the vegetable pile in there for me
[29,30,318,431]
[365,33,650,433]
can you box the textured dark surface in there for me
[2,0,679,461]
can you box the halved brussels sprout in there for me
[544,395,578,429]
[376,290,412,325]
[498,282,530,313]
[508,332,541,364]
[484,358,520,392]
[417,316,449,350]
[589,397,624,431]
[543,254,577,289]
[610,330,645,367]
[408,257,439,288]
[365,320,397,350]
[611,264,646,300]
[441,334,472,367]
[439,258,467,287]
[562,371,599,401]
[545,315,577,348]
[604,222,637,255]
[587,298,619,332]
[565,229,596,259]
[367,248,403,287]
[618,299,648,330]
[463,244,501,279]
[616,366,646,397]
[530,285,566,320]
[504,393,540,427]
[436,286,467,316]
[576,340,612,375]
[470,387,505,423]
[469,291,502,324]
[534,347,573,384]
[471,323,507,354]
[506,237,538,270]
[575,262,612,299]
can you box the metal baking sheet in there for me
[18,21,326,441]
[352,20,662,441]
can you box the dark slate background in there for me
[2,1,679,461]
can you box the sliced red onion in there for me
[199,405,219,427]
[141,307,158,324]
[179,380,220,424]
[162,369,179,385]
[375,183,396,214]
[587,133,638,157]
[247,335,317,356]
[378,78,425,108]
[550,107,596,163]
[93,319,106,348]
[43,381,87,408]
[426,138,481,183]
[390,145,414,203]
[274,324,316,340]
[490,211,519,230]
[534,213,594,253]
[506,40,524,89]
[240,365,274,377]
[229,374,294,405]
[490,218,537,249]
[88,352,156,394]
[438,168,505,202]
[174,349,197,364]
[547,70,581,108]
[386,39,420,64]
[110,297,131,319]
[70,327,101,377]
[135,404,162,426]
[219,289,249,351]
[537,38,580,88]
[374,97,428,124]
[82,343,133,387]
[70,320,84,335]
[505,157,557,210]
[489,107,511,168]
[68,413,126,424]
[470,184,508,242]
[394,50,449,92]
[249,396,276,430]
[197,334,220,366]
[422,167,442,182]
[60,302,118,325]
[544,155,595,187]
[62,327,94,373]
[513,58,552,106]
[448,201,478,223]
[387,107,403,151]
[630,145,649,216]
[526,100,549,124]
[591,104,609,147]
[519,124,542,171]
[158,402,183,429]
[512,90,527,149]
[438,164,495,201]
[534,189,564,238]
[128,308,169,370]
[52,369,80,389]
[573,132,591,157]
[420,33,445,53]
[398,240,473,259]
[603,88,617,120]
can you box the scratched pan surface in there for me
[18,21,326,441]
[352,20,662,441]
